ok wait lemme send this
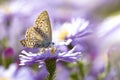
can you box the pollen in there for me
[50,47,56,55]
[39,48,46,53]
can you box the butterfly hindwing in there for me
[20,39,27,47]
[21,27,42,48]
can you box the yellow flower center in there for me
[58,29,68,40]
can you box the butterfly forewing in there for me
[34,11,52,41]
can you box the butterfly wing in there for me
[20,11,52,48]
[20,39,27,47]
[34,11,52,42]
[20,27,43,48]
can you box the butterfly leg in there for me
[38,47,56,54]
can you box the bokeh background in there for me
[0,0,120,80]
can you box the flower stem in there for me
[45,58,56,80]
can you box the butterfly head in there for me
[49,42,54,47]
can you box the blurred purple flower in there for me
[56,63,70,80]
[0,63,34,80]
[105,67,118,80]
[19,46,82,67]
[2,47,14,58]
[34,66,48,80]
[84,14,120,80]
[96,14,120,51]
[85,53,108,80]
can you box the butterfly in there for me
[20,11,54,48]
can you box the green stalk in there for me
[45,58,56,80]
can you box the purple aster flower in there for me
[0,63,34,80]
[53,18,92,53]
[19,46,82,66]
[19,46,82,80]
[65,19,92,51]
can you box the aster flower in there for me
[19,46,82,66]
[0,63,34,80]
[64,19,92,53]
[19,46,82,80]
[53,18,92,53]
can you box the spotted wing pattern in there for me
[20,27,43,48]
